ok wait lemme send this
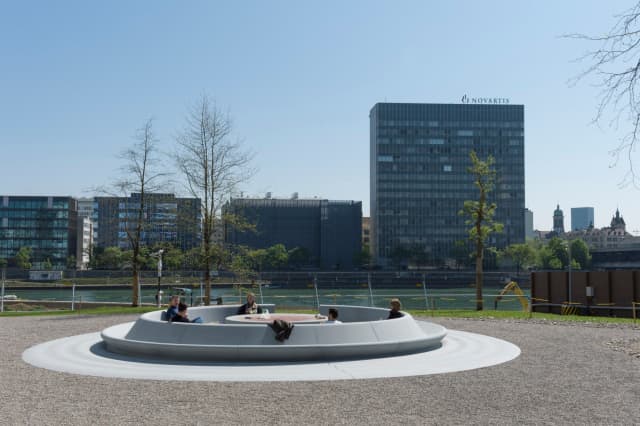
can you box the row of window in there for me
[376,120,523,129]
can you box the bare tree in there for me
[98,118,169,306]
[175,94,254,305]
[567,3,640,187]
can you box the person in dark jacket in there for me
[237,292,262,315]
[170,303,203,323]
[165,295,180,321]
[170,303,191,322]
[388,298,403,319]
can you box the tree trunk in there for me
[475,249,483,310]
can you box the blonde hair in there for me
[390,298,401,310]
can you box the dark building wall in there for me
[0,195,78,269]
[321,201,362,269]
[225,198,362,269]
[370,102,525,266]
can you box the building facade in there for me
[571,207,594,231]
[224,197,362,270]
[524,208,534,240]
[370,102,525,266]
[0,195,78,269]
[94,193,201,251]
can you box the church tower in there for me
[553,204,565,234]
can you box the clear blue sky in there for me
[1,0,639,234]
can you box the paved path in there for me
[1,314,638,425]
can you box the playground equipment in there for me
[494,281,528,311]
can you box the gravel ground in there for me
[1,314,639,426]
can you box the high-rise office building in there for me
[571,207,594,231]
[370,102,525,266]
[94,193,201,251]
[224,196,362,269]
[0,195,78,269]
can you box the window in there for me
[378,155,393,162]
[443,165,452,172]
[457,130,473,137]
[428,138,445,145]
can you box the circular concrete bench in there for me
[101,304,447,362]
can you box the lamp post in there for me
[155,249,164,307]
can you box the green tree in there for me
[15,247,32,270]
[183,247,203,270]
[459,150,503,310]
[570,238,591,269]
[99,247,124,270]
[547,237,569,269]
[265,244,289,270]
[502,243,536,274]
[0,258,7,269]
[42,258,53,270]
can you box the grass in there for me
[411,309,638,324]
[1,305,637,325]
[0,305,159,317]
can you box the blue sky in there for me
[1,0,639,233]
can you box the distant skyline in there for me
[1,1,639,234]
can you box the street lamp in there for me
[152,249,164,307]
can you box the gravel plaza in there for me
[1,314,639,425]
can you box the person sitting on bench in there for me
[170,303,202,323]
[388,298,403,319]
[237,292,262,315]
[164,295,180,321]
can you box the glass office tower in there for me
[94,193,201,251]
[571,207,594,231]
[0,195,78,269]
[370,103,525,266]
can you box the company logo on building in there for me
[461,94,510,105]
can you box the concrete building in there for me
[0,195,78,269]
[94,193,201,251]
[224,196,362,270]
[76,216,93,269]
[571,207,594,231]
[524,208,534,240]
[370,102,525,266]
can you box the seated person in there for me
[170,303,203,323]
[164,295,180,321]
[326,308,342,324]
[237,292,262,315]
[388,298,403,319]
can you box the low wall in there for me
[531,270,640,317]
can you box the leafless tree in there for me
[97,118,169,306]
[567,2,640,187]
[175,94,254,305]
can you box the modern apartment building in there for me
[224,196,362,269]
[94,193,201,251]
[370,102,525,266]
[0,195,78,269]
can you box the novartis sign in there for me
[461,94,510,105]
